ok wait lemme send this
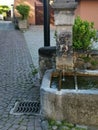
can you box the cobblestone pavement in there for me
[0,21,14,30]
[24,25,56,67]
[0,22,41,130]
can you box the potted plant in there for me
[16,4,30,30]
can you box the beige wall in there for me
[75,0,98,30]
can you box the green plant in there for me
[0,5,10,14]
[0,10,2,14]
[30,64,38,76]
[91,60,98,66]
[82,56,91,62]
[16,4,30,20]
[73,16,97,51]
[48,119,87,130]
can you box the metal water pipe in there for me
[43,0,50,46]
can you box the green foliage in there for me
[91,60,98,66]
[48,119,56,126]
[48,119,87,130]
[0,10,2,14]
[16,4,30,20]
[0,5,10,14]
[30,64,38,76]
[82,56,91,62]
[73,16,97,51]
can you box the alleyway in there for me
[0,21,41,130]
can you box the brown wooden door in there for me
[35,3,44,25]
[35,2,54,25]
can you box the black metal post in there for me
[43,0,50,46]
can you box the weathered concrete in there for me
[51,0,77,71]
[56,31,74,70]
[52,0,77,10]
[39,46,56,78]
[41,69,98,126]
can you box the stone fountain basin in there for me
[40,69,98,126]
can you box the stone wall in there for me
[38,46,56,79]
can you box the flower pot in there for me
[18,19,28,30]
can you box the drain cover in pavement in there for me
[10,101,40,115]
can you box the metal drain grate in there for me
[10,101,40,115]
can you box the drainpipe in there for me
[43,0,50,46]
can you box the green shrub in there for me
[73,16,97,51]
[0,10,2,14]
[16,4,30,20]
[0,5,10,14]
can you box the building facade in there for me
[14,0,98,29]
[14,0,54,25]
[75,0,98,29]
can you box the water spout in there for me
[74,74,78,91]
[58,70,62,91]
[74,68,78,91]
[62,66,66,81]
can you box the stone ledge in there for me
[39,46,56,57]
[52,0,78,10]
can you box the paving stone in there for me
[27,126,35,130]
[24,25,56,67]
[18,126,27,130]
[0,22,41,130]
[35,127,42,130]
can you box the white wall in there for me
[0,0,14,6]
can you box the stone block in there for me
[54,10,75,26]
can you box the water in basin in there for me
[51,73,98,90]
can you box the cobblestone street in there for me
[0,22,41,130]
[24,25,56,67]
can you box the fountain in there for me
[40,0,98,129]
